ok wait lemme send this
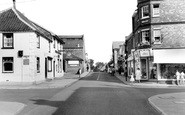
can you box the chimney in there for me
[13,0,16,9]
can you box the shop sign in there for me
[140,49,150,57]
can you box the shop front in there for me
[127,54,134,77]
[134,49,156,81]
[153,49,185,83]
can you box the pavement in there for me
[0,71,90,115]
[115,73,185,115]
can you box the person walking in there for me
[136,68,142,83]
[176,70,181,85]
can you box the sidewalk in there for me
[115,73,185,115]
[0,71,90,115]
[115,73,185,88]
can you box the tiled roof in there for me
[0,8,32,32]
[63,52,83,61]
[59,35,84,49]
[0,7,57,41]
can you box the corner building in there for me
[126,0,185,83]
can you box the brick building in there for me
[59,35,87,74]
[125,0,185,83]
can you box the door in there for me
[140,58,148,80]
[45,58,47,79]
[53,61,55,78]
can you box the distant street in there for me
[0,72,185,115]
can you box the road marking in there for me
[97,73,100,81]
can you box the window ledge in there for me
[2,71,14,73]
[153,42,161,45]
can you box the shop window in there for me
[2,57,13,73]
[153,30,161,44]
[141,5,149,19]
[160,64,185,79]
[152,4,160,17]
[48,58,52,72]
[141,29,150,45]
[37,57,40,73]
[2,33,13,48]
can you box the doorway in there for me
[140,58,148,80]
[45,58,47,79]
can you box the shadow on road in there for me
[30,86,158,115]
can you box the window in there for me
[37,57,40,73]
[53,39,56,48]
[2,57,13,73]
[49,42,51,53]
[2,33,13,48]
[153,4,160,17]
[48,58,52,72]
[141,5,149,19]
[153,30,161,44]
[37,35,40,48]
[141,29,150,45]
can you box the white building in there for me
[0,6,65,83]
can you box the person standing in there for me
[180,71,185,85]
[136,68,142,83]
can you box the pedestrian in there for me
[176,70,181,85]
[180,71,184,85]
[130,72,135,83]
[78,68,82,78]
[135,68,142,83]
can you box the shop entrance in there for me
[140,58,148,80]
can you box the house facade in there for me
[59,35,87,74]
[0,7,64,83]
[125,0,185,83]
[112,41,124,71]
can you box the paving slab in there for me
[149,92,185,115]
[0,101,26,115]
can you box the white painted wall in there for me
[0,32,64,83]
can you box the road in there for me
[0,72,185,115]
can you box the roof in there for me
[59,35,84,39]
[59,35,84,49]
[63,52,84,61]
[0,7,60,42]
[112,41,124,49]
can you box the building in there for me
[59,35,87,74]
[125,0,185,83]
[0,5,65,83]
[112,41,124,71]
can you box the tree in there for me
[89,59,94,70]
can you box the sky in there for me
[0,0,137,63]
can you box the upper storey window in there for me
[141,5,149,19]
[141,29,150,45]
[2,33,13,49]
[152,4,160,17]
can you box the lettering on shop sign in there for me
[140,50,150,57]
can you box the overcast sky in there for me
[0,0,137,63]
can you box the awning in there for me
[153,49,185,63]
